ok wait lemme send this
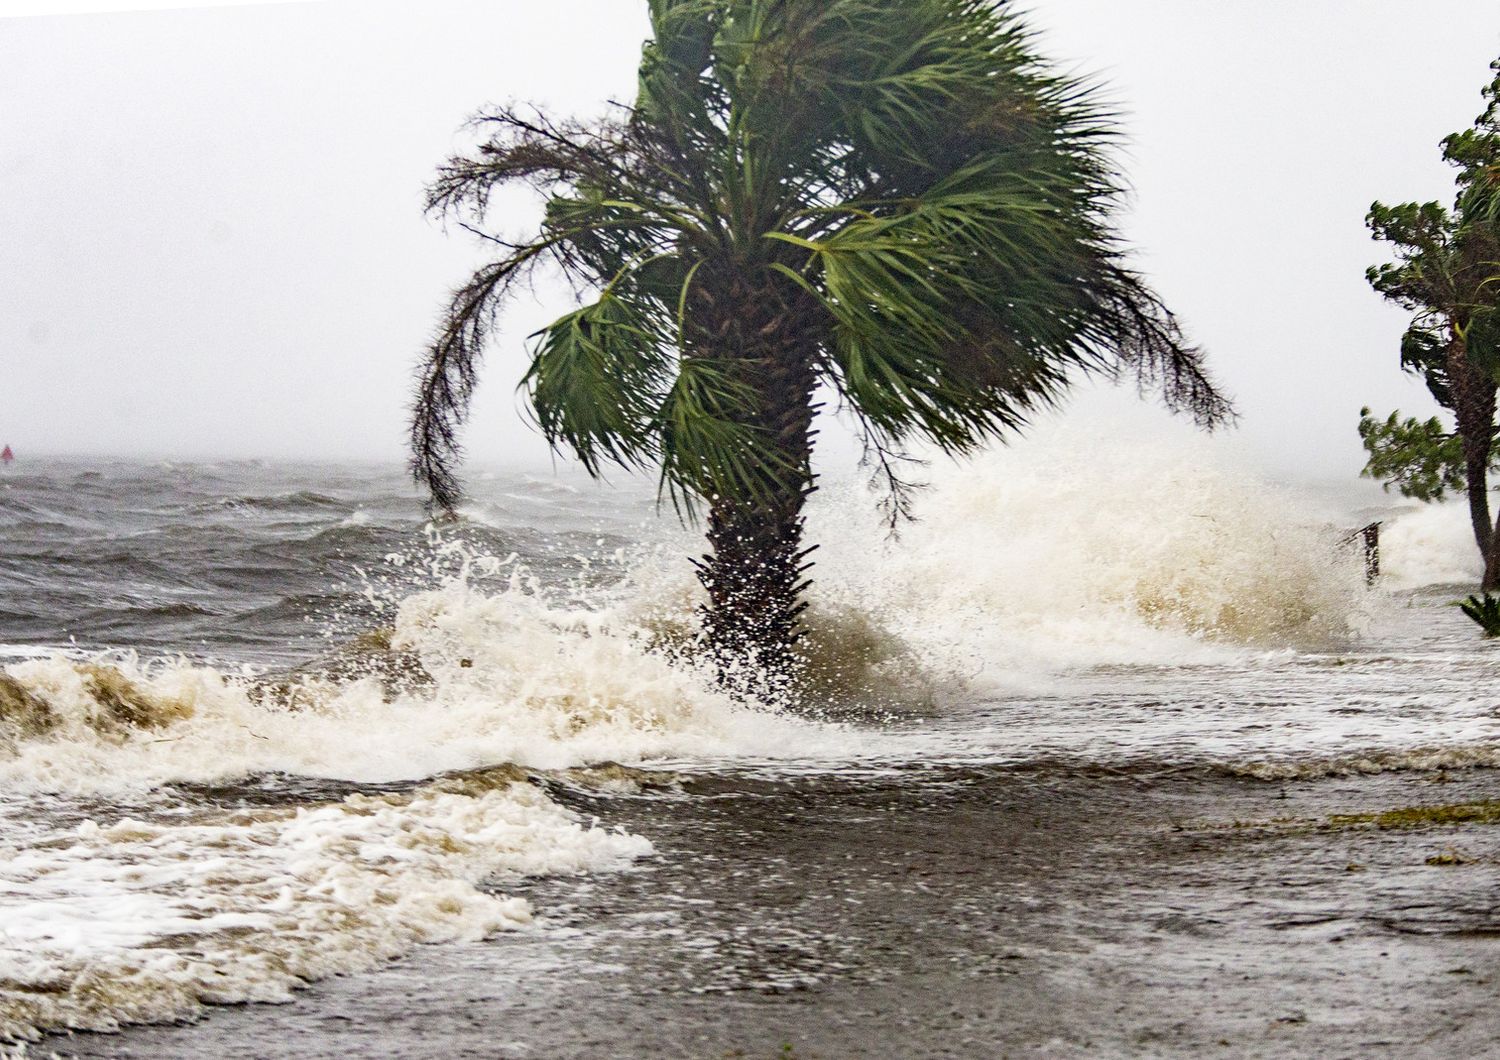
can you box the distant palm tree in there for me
[1365,57,1500,589]
[412,0,1232,682]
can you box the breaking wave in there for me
[804,432,1374,691]
[1379,500,1486,590]
[0,434,1422,1042]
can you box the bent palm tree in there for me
[1366,58,1500,588]
[412,0,1233,681]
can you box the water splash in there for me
[803,434,1374,693]
[1379,500,1485,590]
[0,440,1455,1044]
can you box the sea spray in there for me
[801,433,1374,691]
[0,443,1457,1044]
[0,588,840,796]
[1378,500,1486,590]
[613,431,1381,706]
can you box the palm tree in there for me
[1365,199,1499,579]
[1449,61,1500,589]
[411,0,1232,682]
[1366,58,1500,589]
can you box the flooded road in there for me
[48,764,1500,1058]
[3,444,1499,1057]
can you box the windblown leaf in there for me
[524,293,671,475]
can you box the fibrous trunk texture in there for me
[1446,338,1500,590]
[689,267,819,687]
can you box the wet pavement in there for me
[47,764,1500,1059]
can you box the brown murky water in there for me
[44,763,1500,1059]
[5,456,1500,1059]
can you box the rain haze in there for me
[9,4,1500,1056]
[2,0,1499,482]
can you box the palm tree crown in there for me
[413,0,1229,511]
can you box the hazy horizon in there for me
[4,0,1499,485]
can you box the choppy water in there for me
[0,437,1496,1046]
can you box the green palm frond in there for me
[1457,593,1500,637]
[524,292,671,476]
[658,357,792,514]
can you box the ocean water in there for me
[0,436,1495,1044]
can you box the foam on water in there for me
[0,776,648,1040]
[0,567,846,797]
[1379,500,1485,589]
[1,436,1494,1042]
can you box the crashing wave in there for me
[0,773,648,1042]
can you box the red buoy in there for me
[1,446,13,465]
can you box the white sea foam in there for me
[0,565,848,797]
[1379,500,1485,590]
[0,432,1472,1043]
[0,647,56,662]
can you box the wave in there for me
[1378,500,1485,590]
[0,433,1423,1042]
[612,430,1380,708]
[0,772,648,1041]
[800,433,1372,694]
[200,491,351,515]
[1227,742,1500,781]
[0,587,841,797]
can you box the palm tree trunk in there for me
[699,418,815,681]
[690,268,819,686]
[1484,531,1500,593]
[1446,337,1498,587]
[1463,444,1493,566]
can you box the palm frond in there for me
[1087,267,1235,430]
[657,356,791,516]
[523,292,672,476]
[411,254,540,511]
[1457,593,1500,637]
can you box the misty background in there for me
[2,0,1498,488]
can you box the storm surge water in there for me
[0,538,828,1039]
[0,436,1494,1043]
[812,438,1374,679]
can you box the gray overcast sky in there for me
[2,1,1499,482]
